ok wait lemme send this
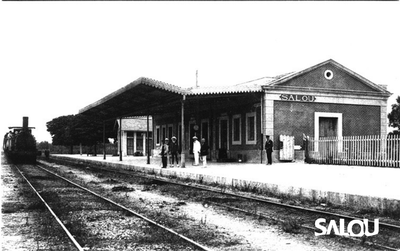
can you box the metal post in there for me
[147,113,150,164]
[181,95,186,168]
[260,92,264,164]
[119,117,122,161]
[103,121,106,160]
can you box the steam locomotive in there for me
[3,117,37,164]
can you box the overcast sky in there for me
[1,2,399,143]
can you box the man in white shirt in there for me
[192,136,201,166]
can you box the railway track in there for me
[13,163,212,251]
[38,158,400,251]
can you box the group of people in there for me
[192,136,209,167]
[160,136,180,168]
[160,135,209,168]
[160,134,273,168]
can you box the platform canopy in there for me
[79,77,188,120]
[79,76,266,121]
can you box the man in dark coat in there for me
[169,136,180,168]
[200,138,209,167]
[265,135,273,165]
[160,138,169,168]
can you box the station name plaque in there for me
[279,94,316,102]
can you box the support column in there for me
[212,106,217,161]
[134,132,137,153]
[260,93,264,164]
[103,121,106,160]
[181,95,186,167]
[119,117,122,161]
[143,133,146,156]
[264,92,274,137]
[147,113,150,164]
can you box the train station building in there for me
[117,117,153,157]
[79,59,391,165]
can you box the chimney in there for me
[23,117,29,131]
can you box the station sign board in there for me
[279,94,316,102]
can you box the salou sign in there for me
[279,94,316,102]
[315,218,379,237]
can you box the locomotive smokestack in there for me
[23,117,29,131]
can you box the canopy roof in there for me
[79,76,269,120]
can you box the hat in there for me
[165,138,169,141]
[171,136,177,139]
[192,136,198,139]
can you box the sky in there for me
[1,2,399,143]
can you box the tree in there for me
[47,115,77,153]
[388,96,400,135]
[47,114,115,154]
[37,141,50,150]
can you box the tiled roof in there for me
[122,73,295,97]
[141,77,187,95]
[183,74,293,96]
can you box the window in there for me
[201,119,209,142]
[246,112,256,144]
[168,124,173,140]
[162,125,166,143]
[155,126,160,145]
[232,114,241,145]
[324,70,333,80]
[219,117,229,149]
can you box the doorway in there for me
[127,131,134,155]
[319,117,338,138]
[219,118,228,159]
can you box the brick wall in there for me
[273,101,381,147]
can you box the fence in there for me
[305,135,400,167]
[40,143,118,155]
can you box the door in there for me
[127,131,134,155]
[219,119,228,159]
[136,133,143,153]
[319,117,338,138]
[319,117,338,157]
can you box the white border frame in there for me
[314,112,343,152]
[246,112,257,145]
[324,69,333,80]
[155,125,161,146]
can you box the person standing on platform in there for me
[265,135,273,165]
[192,136,201,166]
[169,136,180,168]
[160,138,169,168]
[200,138,209,168]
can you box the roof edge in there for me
[266,59,392,96]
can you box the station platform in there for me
[45,154,400,213]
